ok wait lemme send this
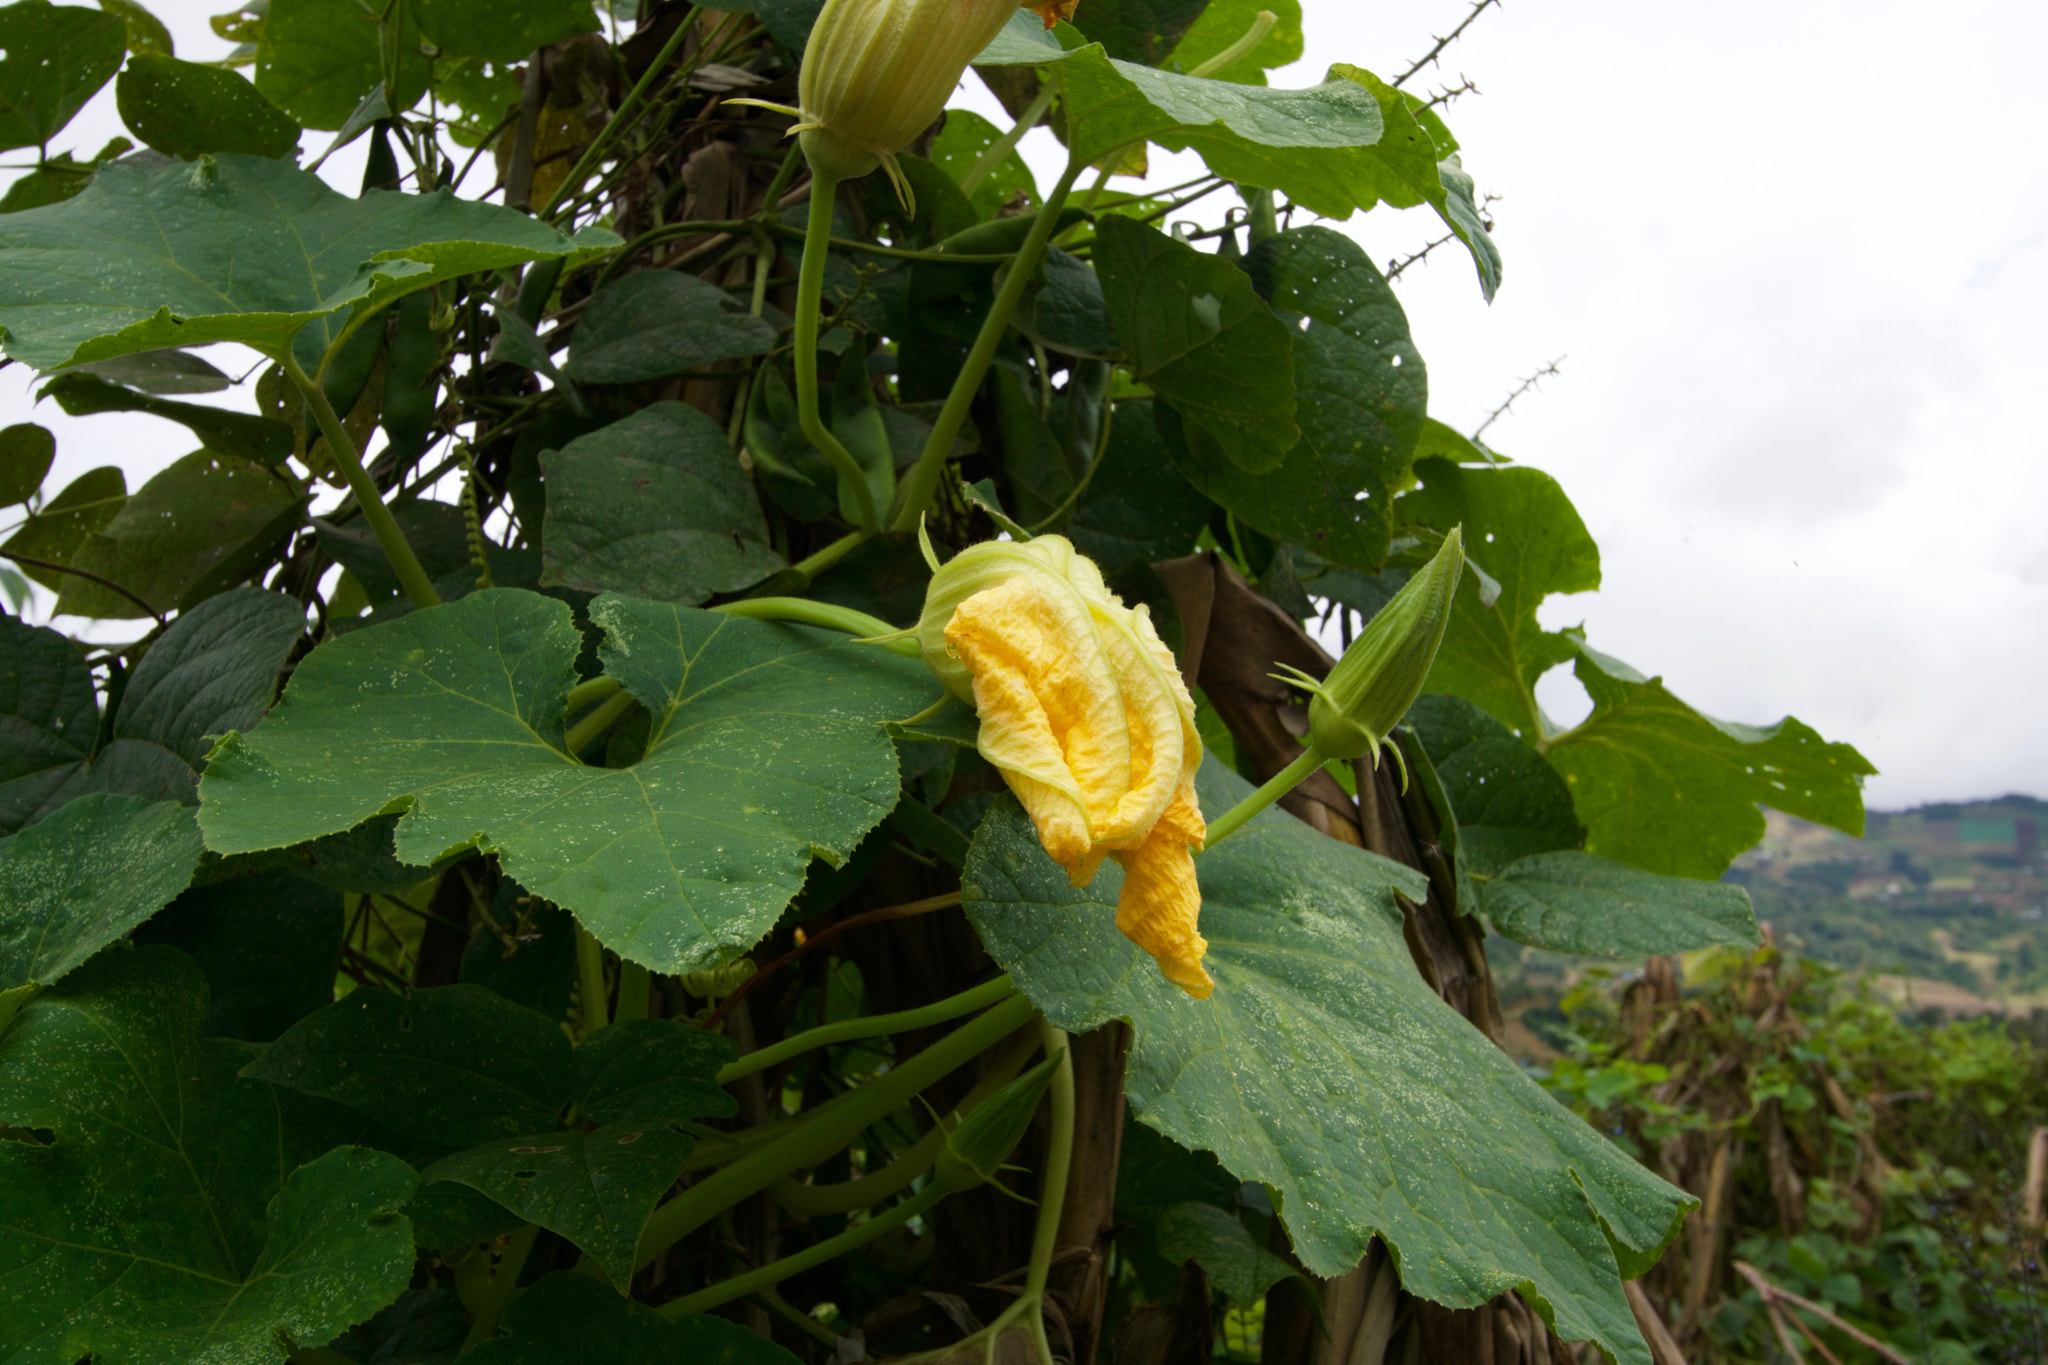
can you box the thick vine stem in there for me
[659,1182,947,1319]
[282,352,439,611]
[632,989,1037,1273]
[719,973,1017,1085]
[890,157,1087,532]
[770,1024,1040,1217]
[563,688,636,756]
[711,595,906,646]
[889,1019,1076,1365]
[1202,744,1325,848]
[794,172,880,534]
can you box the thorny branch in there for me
[1387,231,1458,280]
[1393,0,1502,90]
[1471,356,1565,442]
[1422,75,1481,111]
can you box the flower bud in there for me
[917,532,1214,997]
[934,1051,1063,1193]
[795,0,1063,191]
[1279,526,1464,776]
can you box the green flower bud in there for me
[933,1051,1063,1194]
[794,0,1034,198]
[1277,526,1465,779]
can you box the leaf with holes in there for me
[1094,214,1297,475]
[199,589,945,973]
[964,757,1690,1365]
[1165,225,1427,570]
[0,946,416,1365]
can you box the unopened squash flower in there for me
[734,0,1078,206]
[917,533,1213,998]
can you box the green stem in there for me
[564,688,635,756]
[752,1287,841,1347]
[891,158,1085,531]
[457,1221,538,1353]
[564,674,620,714]
[1185,7,1277,77]
[959,84,1055,196]
[770,1025,1037,1217]
[1202,745,1324,849]
[794,173,879,534]
[575,924,609,1037]
[787,528,867,581]
[660,1183,947,1320]
[615,961,650,1022]
[721,974,1016,1085]
[283,353,439,611]
[633,991,1036,1273]
[710,595,900,643]
[1024,1019,1075,1307]
[540,6,701,220]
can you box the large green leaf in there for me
[0,153,617,372]
[1401,456,1601,740]
[429,1121,700,1288]
[466,1271,799,1364]
[1069,400,1211,578]
[246,983,577,1146]
[0,421,51,505]
[0,587,304,828]
[1479,851,1759,958]
[133,867,344,1041]
[0,613,95,831]
[1094,214,1296,474]
[0,792,200,1023]
[1,464,123,591]
[413,0,599,64]
[0,1,126,153]
[1545,642,1874,879]
[253,0,428,130]
[1405,693,1579,878]
[199,589,945,973]
[1157,1202,1299,1305]
[540,403,783,604]
[574,1018,739,1125]
[1166,225,1426,570]
[55,450,305,618]
[0,946,416,1365]
[963,759,1689,1365]
[562,271,779,384]
[42,370,296,464]
[115,53,302,159]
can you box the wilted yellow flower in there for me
[918,534,1212,997]
[789,0,1076,200]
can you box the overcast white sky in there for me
[4,0,2042,811]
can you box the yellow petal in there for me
[1111,783,1212,998]
[946,573,1129,874]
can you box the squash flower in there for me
[918,534,1213,998]
[751,0,1076,206]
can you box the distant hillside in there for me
[1725,793,2048,1007]
[1487,795,2048,1059]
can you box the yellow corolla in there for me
[918,534,1212,997]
